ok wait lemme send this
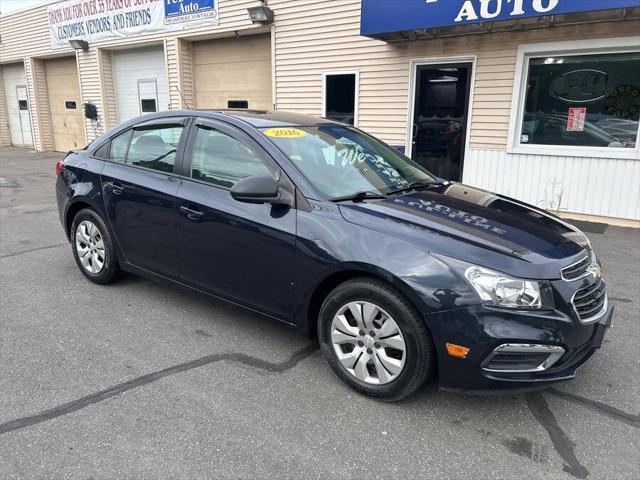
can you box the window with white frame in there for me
[510,39,640,158]
[323,72,359,126]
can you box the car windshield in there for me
[261,125,436,199]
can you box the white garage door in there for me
[45,56,85,152]
[193,34,272,110]
[113,47,168,123]
[2,64,33,148]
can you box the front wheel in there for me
[318,278,434,401]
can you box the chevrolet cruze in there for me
[55,110,612,400]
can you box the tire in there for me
[318,277,434,401]
[70,208,120,285]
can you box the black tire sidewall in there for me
[70,208,119,284]
[318,278,433,400]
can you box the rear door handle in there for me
[180,206,204,221]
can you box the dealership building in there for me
[0,0,639,225]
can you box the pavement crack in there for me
[526,392,589,479]
[0,243,68,259]
[547,388,640,429]
[0,343,319,435]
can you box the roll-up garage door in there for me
[45,57,84,152]
[193,34,272,110]
[113,46,168,123]
[2,64,33,148]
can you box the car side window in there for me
[109,130,132,163]
[93,141,110,159]
[191,127,273,189]
[127,126,184,173]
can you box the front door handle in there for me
[109,183,124,195]
[180,206,204,221]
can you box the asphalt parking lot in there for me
[0,147,638,479]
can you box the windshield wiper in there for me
[386,180,448,196]
[329,191,387,203]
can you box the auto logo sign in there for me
[164,0,218,25]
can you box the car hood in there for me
[338,183,590,280]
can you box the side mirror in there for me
[231,175,293,207]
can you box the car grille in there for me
[572,278,607,323]
[562,254,592,281]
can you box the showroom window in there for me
[510,39,640,159]
[323,72,359,126]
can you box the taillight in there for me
[55,160,65,176]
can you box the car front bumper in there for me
[427,303,613,394]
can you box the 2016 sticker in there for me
[264,128,306,138]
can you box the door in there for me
[45,56,84,152]
[176,119,296,320]
[101,119,187,278]
[2,64,33,148]
[411,62,472,182]
[16,86,33,147]
[193,34,272,110]
[114,47,168,123]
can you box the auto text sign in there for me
[48,0,219,48]
[360,0,640,37]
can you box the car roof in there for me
[206,109,339,128]
[148,109,336,128]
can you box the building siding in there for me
[464,149,640,220]
[271,0,640,150]
[1,0,639,220]
[0,69,10,147]
[99,49,118,131]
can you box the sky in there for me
[0,0,54,16]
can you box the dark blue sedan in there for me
[55,110,612,400]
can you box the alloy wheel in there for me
[330,301,406,385]
[75,220,106,274]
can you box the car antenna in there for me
[173,85,192,110]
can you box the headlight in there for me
[434,255,554,310]
[464,265,543,309]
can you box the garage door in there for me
[193,34,272,110]
[113,46,168,123]
[2,63,33,148]
[45,57,84,152]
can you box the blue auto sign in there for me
[165,0,217,20]
[361,0,640,36]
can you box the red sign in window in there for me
[567,108,587,132]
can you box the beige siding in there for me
[165,38,195,111]
[76,49,102,144]
[24,58,53,152]
[271,0,640,149]
[0,69,10,147]
[165,38,180,111]
[0,2,269,65]
[99,49,118,130]
[179,39,195,110]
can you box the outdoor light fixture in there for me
[68,39,89,51]
[247,3,274,24]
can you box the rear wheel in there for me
[71,208,120,284]
[318,278,434,401]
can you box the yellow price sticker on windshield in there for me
[264,128,306,139]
